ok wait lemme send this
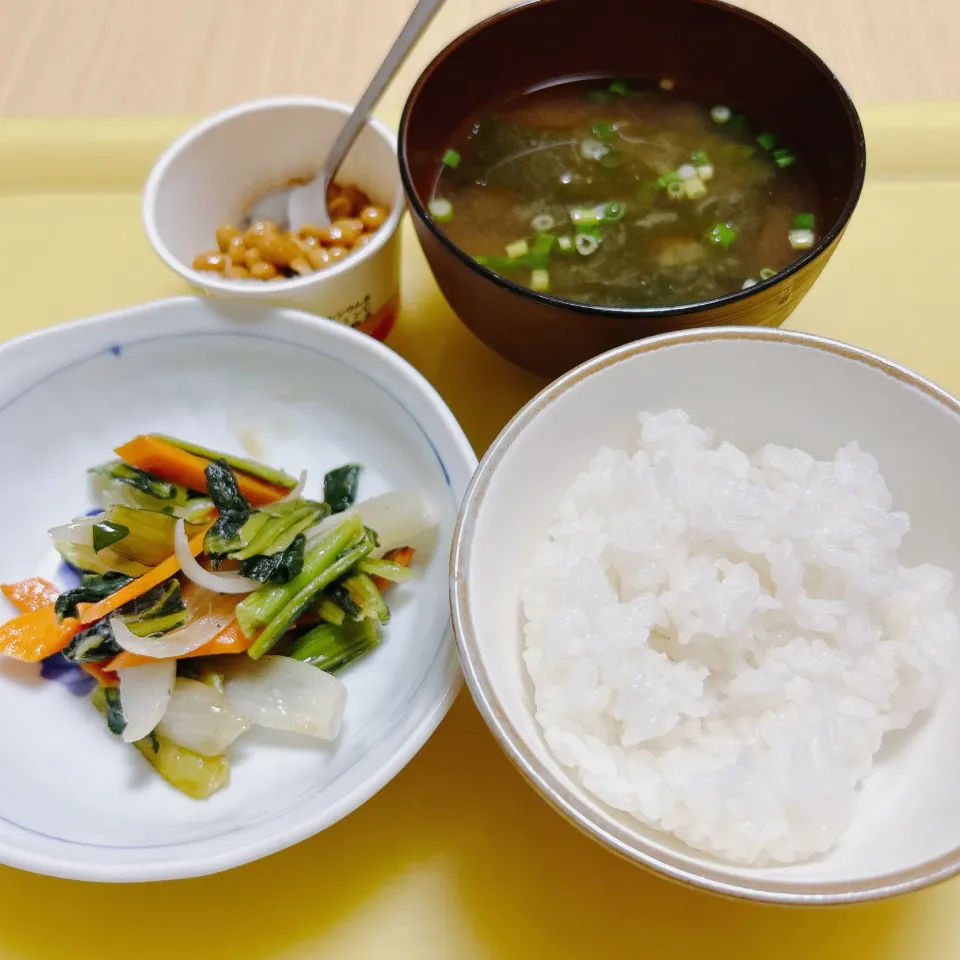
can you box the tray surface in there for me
[0,106,959,959]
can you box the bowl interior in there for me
[148,100,402,283]
[455,330,960,901]
[401,0,864,276]
[0,297,475,881]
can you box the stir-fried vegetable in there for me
[2,435,436,799]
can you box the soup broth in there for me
[430,78,822,308]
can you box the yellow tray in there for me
[1,105,959,960]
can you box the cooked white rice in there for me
[522,409,959,865]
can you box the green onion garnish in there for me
[772,148,795,168]
[691,150,710,166]
[704,222,738,249]
[683,178,707,200]
[710,105,731,124]
[531,213,556,232]
[608,79,629,96]
[556,235,574,254]
[588,90,609,105]
[575,233,601,256]
[592,120,617,142]
[666,180,686,200]
[530,269,550,292]
[656,170,679,188]
[759,267,777,280]
[575,223,603,240]
[505,239,529,259]
[601,201,626,222]
[428,198,454,222]
[441,148,461,169]
[527,233,556,269]
[742,278,758,290]
[788,228,815,250]
[570,206,602,227]
[792,213,815,230]
[757,132,777,151]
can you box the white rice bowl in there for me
[522,409,960,865]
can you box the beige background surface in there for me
[0,0,958,117]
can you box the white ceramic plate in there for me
[0,296,476,882]
[452,327,960,904]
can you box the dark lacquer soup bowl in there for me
[399,0,866,378]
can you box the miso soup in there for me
[429,78,822,308]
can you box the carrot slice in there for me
[0,605,83,663]
[371,547,416,593]
[80,527,208,625]
[2,578,60,613]
[103,621,255,672]
[82,661,119,688]
[115,435,289,506]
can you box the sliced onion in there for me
[222,655,347,740]
[111,605,235,660]
[358,487,442,557]
[157,678,251,756]
[174,519,258,594]
[48,513,105,545]
[117,659,176,743]
[276,469,308,503]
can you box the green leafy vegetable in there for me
[106,504,193,566]
[97,686,127,736]
[54,540,150,579]
[324,464,363,514]
[340,573,390,624]
[63,620,121,664]
[205,459,252,547]
[287,618,381,673]
[328,582,364,620]
[237,515,375,657]
[357,557,415,585]
[90,460,214,522]
[239,533,307,585]
[55,571,133,622]
[119,578,188,637]
[92,519,129,553]
[312,594,346,626]
[155,436,298,489]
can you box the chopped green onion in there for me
[704,222,738,249]
[697,163,715,182]
[666,180,686,200]
[575,233,601,256]
[575,223,603,240]
[792,212,816,230]
[656,170,679,188]
[592,120,617,142]
[588,90,609,105]
[530,269,550,292]
[677,163,697,181]
[757,132,777,151]
[788,228,815,250]
[691,150,710,166]
[556,235,574,254]
[570,206,602,227]
[601,201,626,222]
[683,178,707,200]
[759,267,777,280]
[505,239,529,259]
[659,77,676,91]
[772,148,796,168]
[742,278,758,290]
[608,79,629,96]
[441,148,461,169]
[428,198,454,222]
[527,232,555,268]
[710,105,731,124]
[531,213,556,232]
